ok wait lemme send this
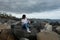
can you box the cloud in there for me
[0,0,60,13]
[6,8,60,19]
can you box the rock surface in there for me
[0,23,11,29]
[56,26,60,34]
[37,32,60,40]
[20,38,29,40]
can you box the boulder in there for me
[0,23,11,29]
[37,32,59,40]
[44,23,52,32]
[0,29,15,40]
[20,38,29,40]
[56,26,60,33]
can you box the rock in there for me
[44,23,52,32]
[37,32,59,40]
[0,29,15,40]
[20,38,29,40]
[12,26,37,40]
[56,26,60,34]
[56,26,60,32]
[0,23,11,29]
[59,35,60,40]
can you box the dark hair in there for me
[22,14,26,19]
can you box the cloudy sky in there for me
[0,0,60,19]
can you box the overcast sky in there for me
[0,0,60,19]
[0,0,60,13]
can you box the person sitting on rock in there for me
[21,14,31,33]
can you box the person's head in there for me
[22,14,26,19]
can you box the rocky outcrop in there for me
[37,32,60,40]
[0,29,15,40]
[20,38,29,40]
[0,23,11,29]
[56,26,60,34]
